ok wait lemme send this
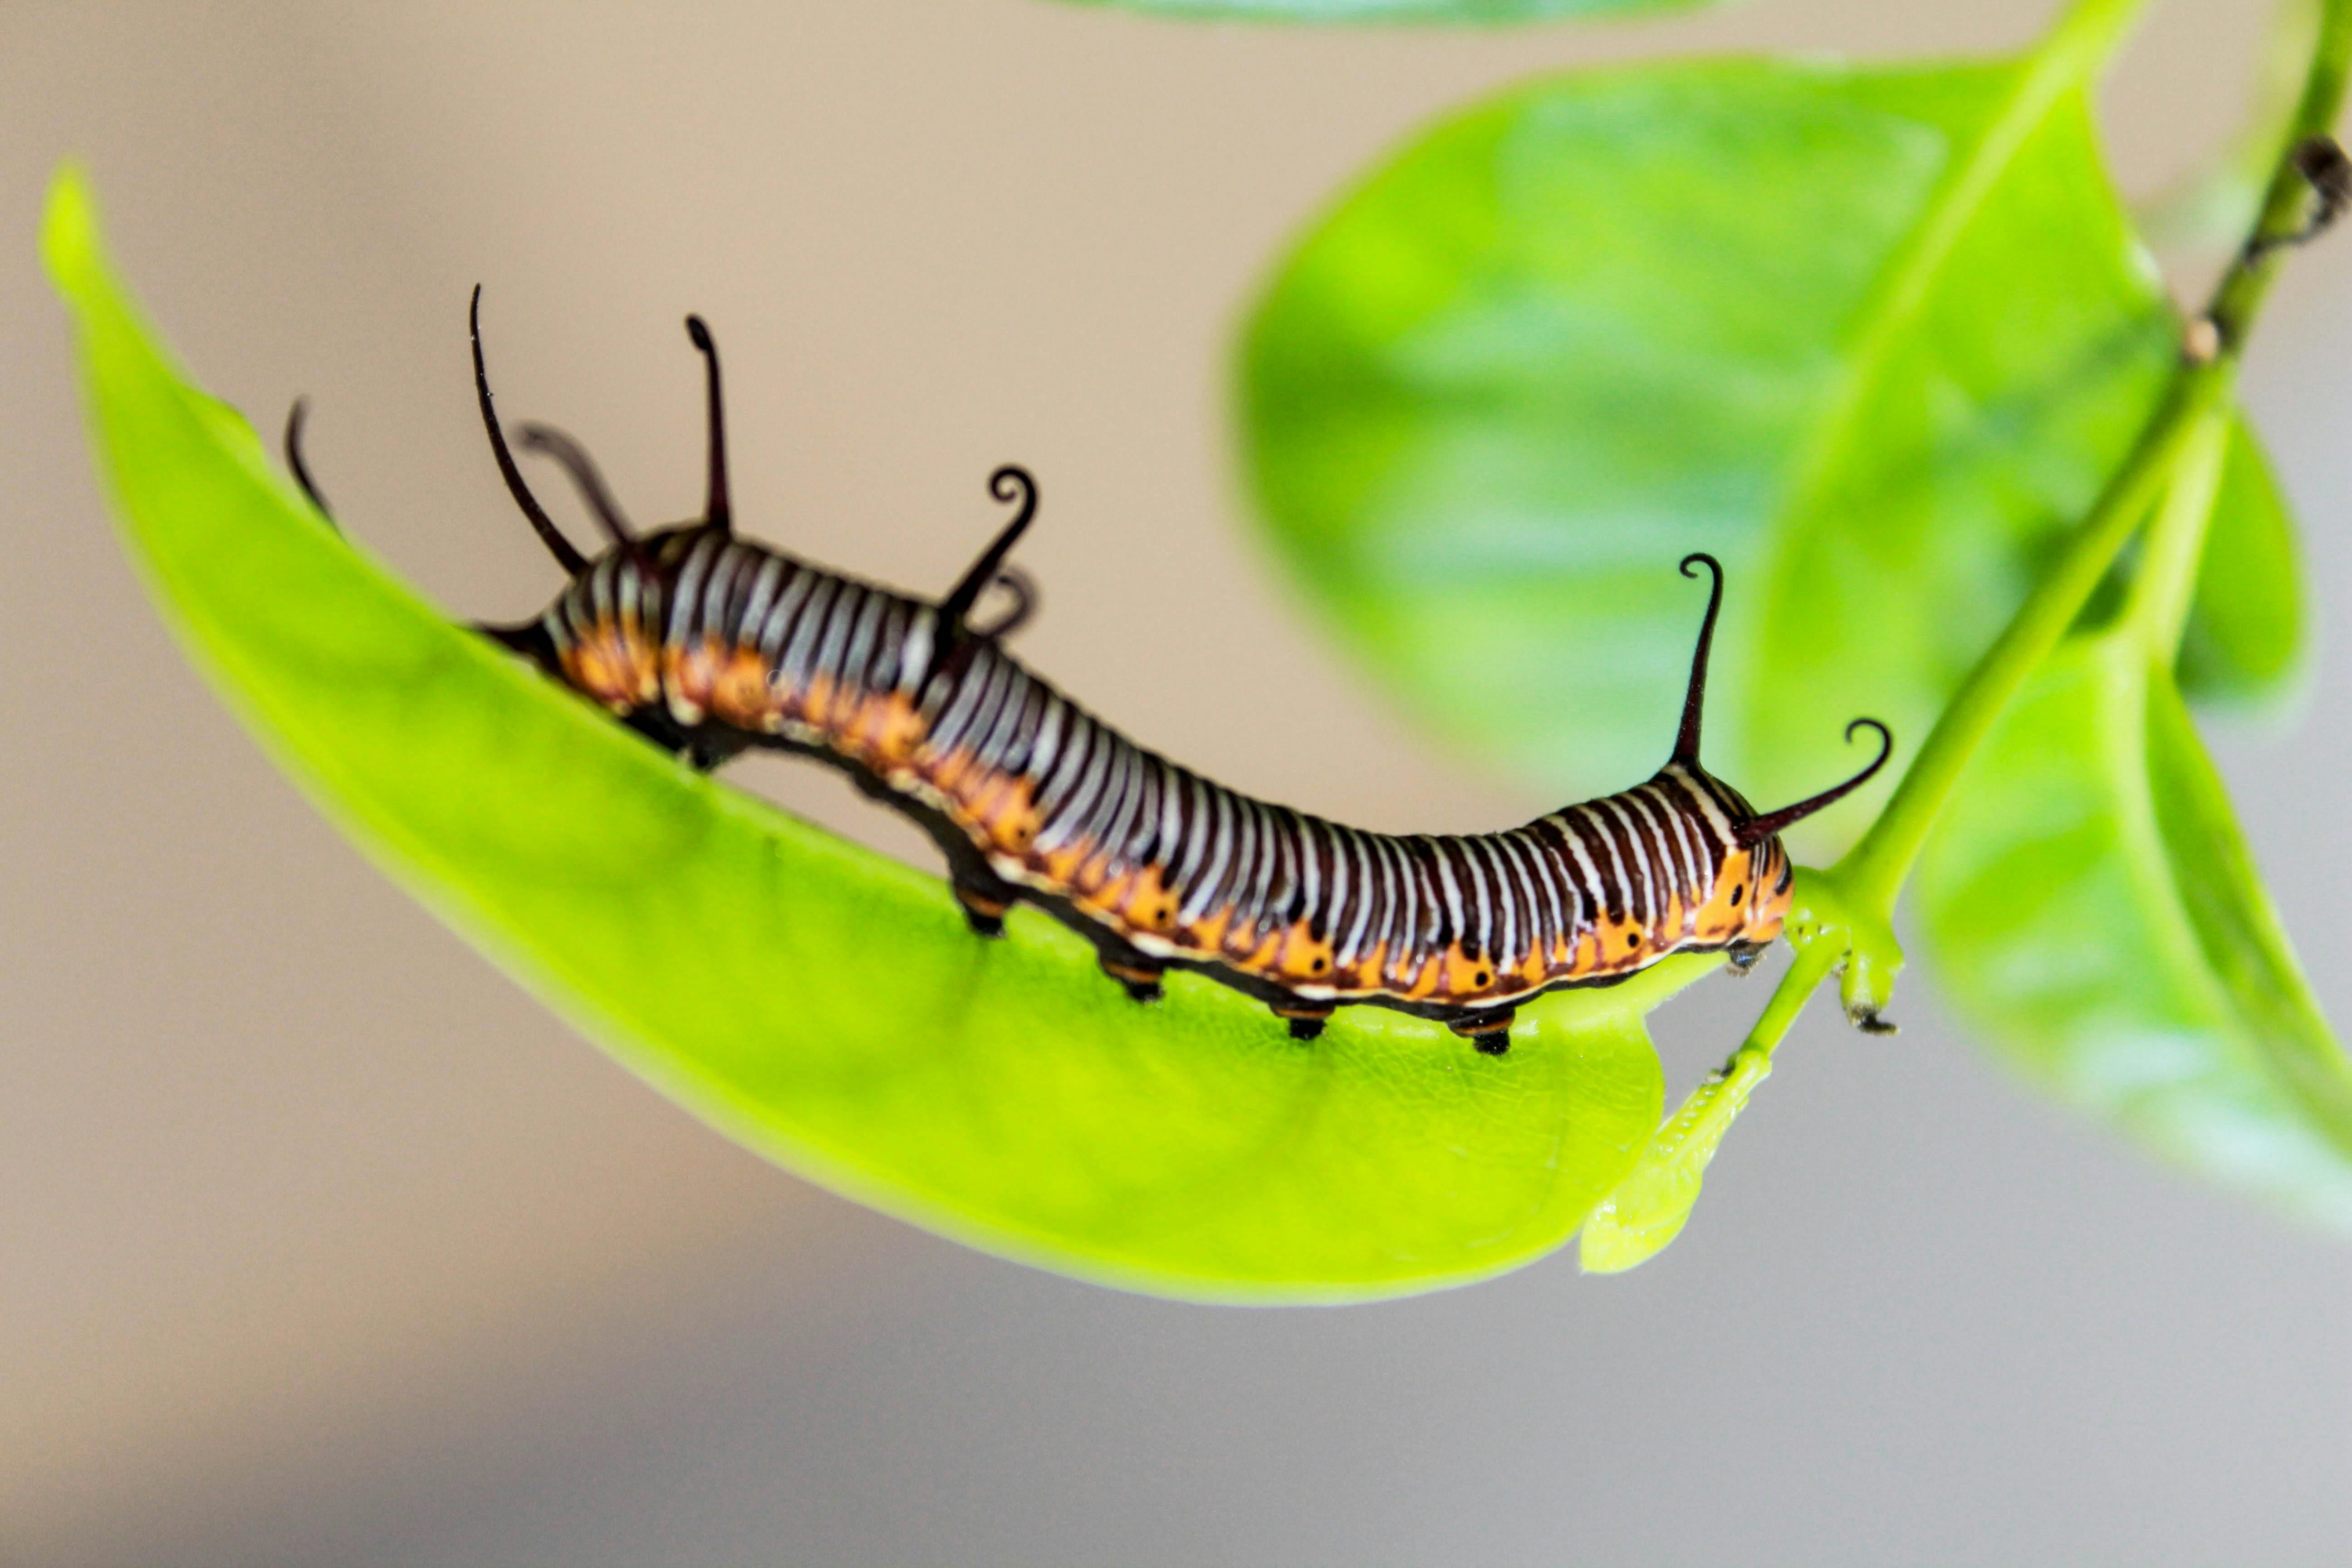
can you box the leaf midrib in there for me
[1767,0,2151,535]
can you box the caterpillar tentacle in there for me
[281,397,336,529]
[683,314,732,533]
[447,309,1890,1051]
[470,286,587,575]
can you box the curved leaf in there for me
[1577,1039,1768,1273]
[1920,632,2352,1225]
[2179,419,2304,706]
[1051,0,1709,21]
[1242,47,2299,849]
[44,170,1722,1302]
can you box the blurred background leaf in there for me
[1241,48,2301,856]
[1238,19,2345,1227]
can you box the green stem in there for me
[1735,930,1842,1063]
[2214,0,2352,349]
[2138,0,2323,249]
[1832,0,2352,920]
[1833,364,2230,914]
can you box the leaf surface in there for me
[45,170,1720,1301]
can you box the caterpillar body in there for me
[296,298,1890,1053]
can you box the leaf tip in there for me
[41,162,103,300]
[1577,1193,1694,1274]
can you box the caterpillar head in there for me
[1668,553,1891,946]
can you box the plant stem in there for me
[1831,0,2352,922]
[1735,930,1843,1061]
[2123,408,2232,657]
[2138,0,2323,249]
[1833,364,2229,915]
[1727,0,2352,1082]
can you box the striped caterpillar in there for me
[294,297,1890,1053]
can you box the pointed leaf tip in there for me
[42,163,100,296]
[1579,1045,1772,1272]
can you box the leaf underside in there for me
[45,169,1724,1303]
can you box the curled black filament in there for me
[1735,718,1895,847]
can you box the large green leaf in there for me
[1920,629,2352,1225]
[1051,0,1709,21]
[1242,48,2300,850]
[45,170,1725,1302]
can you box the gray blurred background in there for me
[7,1,2352,1562]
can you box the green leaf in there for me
[2177,419,2304,706]
[1919,632,2352,1225]
[44,168,1723,1301]
[1578,1040,1769,1273]
[1050,0,1710,23]
[1242,38,2296,847]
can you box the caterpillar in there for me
[290,296,1891,1053]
